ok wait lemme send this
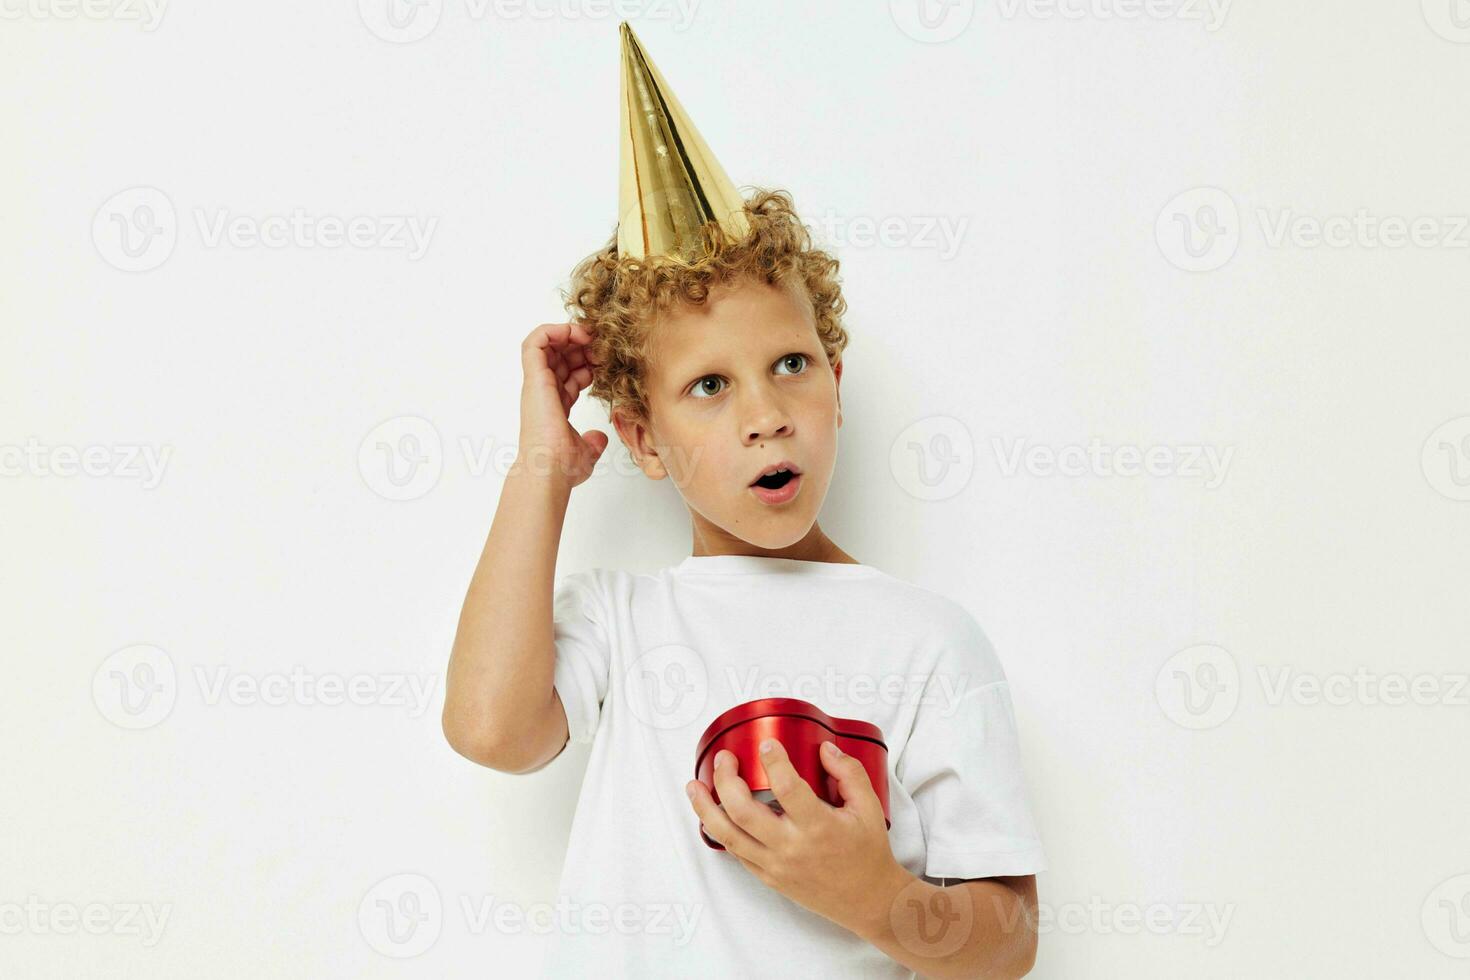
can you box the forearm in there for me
[852,865,1038,979]
[443,457,572,751]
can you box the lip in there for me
[748,460,803,487]
[749,472,802,506]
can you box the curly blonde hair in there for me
[560,188,849,424]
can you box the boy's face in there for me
[613,275,843,551]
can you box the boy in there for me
[443,23,1046,979]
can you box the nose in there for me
[741,389,793,445]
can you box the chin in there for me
[732,512,817,550]
[742,529,809,550]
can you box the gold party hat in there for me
[618,21,750,260]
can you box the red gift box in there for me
[693,697,892,850]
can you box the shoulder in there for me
[552,564,663,612]
[865,572,994,638]
[870,574,1008,688]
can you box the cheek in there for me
[676,437,731,492]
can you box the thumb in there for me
[581,429,609,459]
[820,741,883,821]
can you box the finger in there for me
[562,345,588,371]
[567,321,603,364]
[687,778,768,864]
[710,749,784,846]
[565,319,595,346]
[521,329,566,388]
[819,740,884,823]
[561,372,593,415]
[581,429,609,458]
[733,852,777,889]
[535,321,585,348]
[544,322,599,365]
[562,367,591,401]
[757,738,828,826]
[523,326,583,387]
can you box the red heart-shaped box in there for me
[693,697,891,850]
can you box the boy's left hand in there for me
[685,738,905,937]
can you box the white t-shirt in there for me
[540,554,1047,979]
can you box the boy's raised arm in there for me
[441,321,608,772]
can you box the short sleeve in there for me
[896,614,1048,879]
[550,571,613,746]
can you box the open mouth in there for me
[752,469,796,490]
[749,462,803,505]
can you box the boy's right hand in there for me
[517,320,610,489]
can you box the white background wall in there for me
[4,1,1469,976]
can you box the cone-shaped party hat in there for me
[618,21,750,260]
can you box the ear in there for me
[611,407,668,481]
[833,358,843,429]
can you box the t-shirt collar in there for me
[673,554,880,577]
